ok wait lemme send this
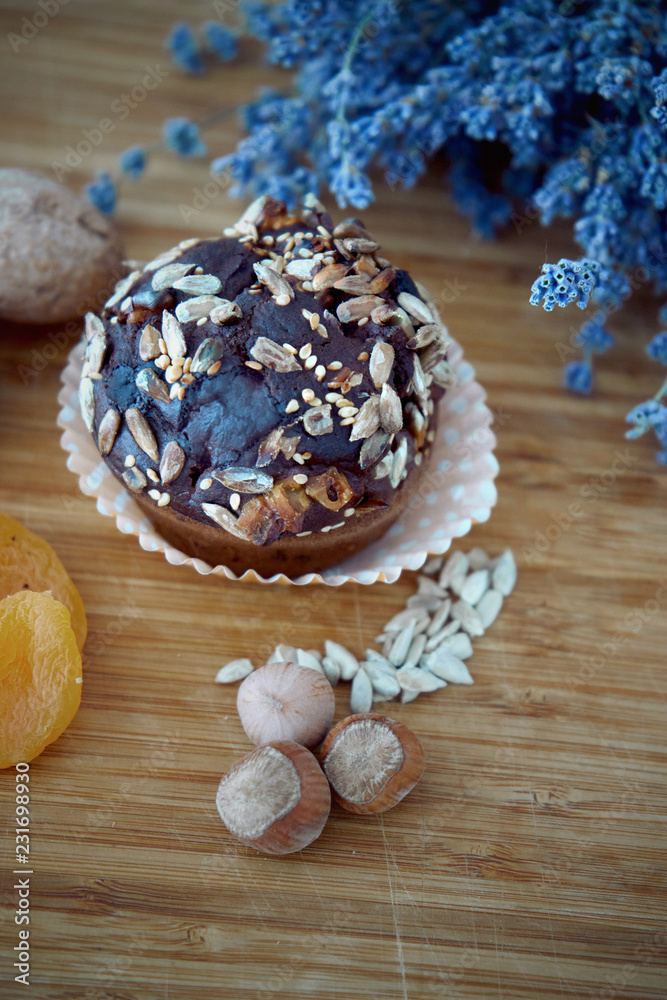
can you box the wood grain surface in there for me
[1,3,666,999]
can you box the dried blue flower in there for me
[530,258,600,312]
[167,22,204,75]
[203,22,237,62]
[575,317,614,355]
[647,333,667,366]
[85,172,116,215]
[163,118,207,157]
[119,146,146,180]
[564,361,593,395]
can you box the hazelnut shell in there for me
[216,740,331,855]
[318,713,425,815]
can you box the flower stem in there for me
[653,375,667,401]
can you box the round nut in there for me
[215,740,331,854]
[237,661,335,750]
[318,713,425,815]
[0,168,124,324]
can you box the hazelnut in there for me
[216,740,331,854]
[237,661,335,750]
[318,713,425,815]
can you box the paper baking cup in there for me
[58,300,498,585]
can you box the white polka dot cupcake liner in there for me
[57,294,498,586]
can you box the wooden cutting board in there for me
[0,3,665,998]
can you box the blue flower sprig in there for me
[83,0,667,463]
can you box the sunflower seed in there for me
[268,644,298,664]
[250,336,301,373]
[411,353,428,401]
[388,621,415,667]
[83,331,107,376]
[378,383,403,435]
[104,270,141,311]
[461,569,490,606]
[175,295,226,323]
[256,428,284,467]
[468,547,490,570]
[400,688,420,703]
[373,454,393,480]
[402,633,427,669]
[431,360,458,388]
[151,262,195,292]
[97,408,120,455]
[136,368,171,404]
[139,324,161,361]
[125,407,159,461]
[296,648,324,673]
[421,556,444,577]
[143,247,182,272]
[213,467,273,493]
[390,437,408,488]
[215,658,254,683]
[382,608,424,634]
[190,338,224,373]
[369,267,395,294]
[333,274,373,296]
[84,311,105,342]
[420,340,448,375]
[209,300,242,325]
[406,324,440,351]
[397,666,446,693]
[476,588,504,629]
[492,549,517,596]
[313,262,349,291]
[303,404,333,436]
[422,649,473,684]
[424,620,461,651]
[436,631,473,659]
[160,440,185,484]
[439,551,469,590]
[324,640,359,681]
[426,598,452,637]
[350,668,373,713]
[173,274,222,296]
[397,291,435,326]
[202,502,248,539]
[122,466,147,491]
[348,395,381,442]
[417,576,447,598]
[407,594,441,614]
[343,237,379,254]
[451,599,485,637]
[79,377,95,432]
[284,258,319,280]
[161,311,187,359]
[336,295,384,324]
[362,662,401,700]
[355,431,387,474]
[253,261,294,300]
[321,656,341,686]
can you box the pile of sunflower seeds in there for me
[215,547,516,710]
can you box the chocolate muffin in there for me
[79,195,455,577]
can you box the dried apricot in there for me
[0,512,86,651]
[0,591,82,769]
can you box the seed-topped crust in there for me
[83,196,452,566]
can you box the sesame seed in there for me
[299,343,312,359]
[344,508,355,517]
[172,357,186,366]
[339,406,358,417]
[358,317,369,326]
[325,392,342,403]
[414,453,423,465]
[321,524,332,533]
[335,398,348,408]
[248,288,262,294]
[282,343,298,354]
[124,455,136,468]
[310,397,322,407]
[277,232,290,242]
[194,266,204,274]
[177,385,185,400]
[301,309,313,323]
[159,338,168,354]
[166,365,182,383]
[110,316,118,325]
[304,355,317,369]
[296,530,312,537]
[157,493,170,507]
[89,373,103,380]
[427,430,435,442]
[293,453,305,465]
[275,293,291,306]
[262,235,275,246]
[315,365,326,381]
[301,452,312,460]
[293,473,308,485]
[329,521,345,530]
[317,226,331,238]
[208,361,222,375]
[155,355,170,370]
[75,677,83,684]
[302,388,315,403]
[310,313,320,331]
[302,281,314,291]
[323,256,335,266]
[147,468,159,483]
[197,316,207,327]
[298,248,314,258]
[230,492,241,511]
[316,324,328,339]
[200,478,213,490]
[327,361,343,370]
[170,383,180,400]
[184,357,192,373]
[245,360,263,371]
[304,232,314,239]
[148,488,161,500]
[340,416,355,426]
[357,351,370,361]
[285,399,299,413]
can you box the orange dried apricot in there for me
[0,591,82,769]
[0,512,86,651]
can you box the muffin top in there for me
[80,195,455,545]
